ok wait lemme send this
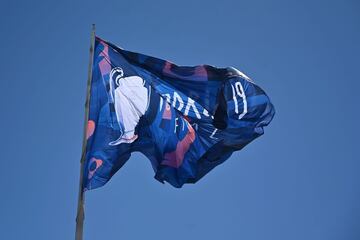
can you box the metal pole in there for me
[75,24,96,240]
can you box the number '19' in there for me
[231,81,247,119]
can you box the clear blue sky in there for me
[1,0,359,239]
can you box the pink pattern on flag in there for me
[163,61,208,81]
[162,102,172,120]
[88,157,103,179]
[98,41,111,76]
[162,122,196,168]
[86,120,95,140]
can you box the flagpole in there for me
[75,24,96,240]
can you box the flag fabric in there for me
[83,36,275,190]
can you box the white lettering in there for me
[159,96,163,110]
[174,117,179,133]
[184,97,201,119]
[235,82,247,119]
[203,108,210,117]
[232,85,239,114]
[191,123,199,131]
[172,91,184,111]
[210,128,218,140]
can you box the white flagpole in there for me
[75,24,96,240]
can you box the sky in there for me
[0,0,359,239]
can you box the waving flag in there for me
[83,36,275,190]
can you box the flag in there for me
[83,36,275,190]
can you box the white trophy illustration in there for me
[108,67,149,145]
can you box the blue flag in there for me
[83,36,275,190]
